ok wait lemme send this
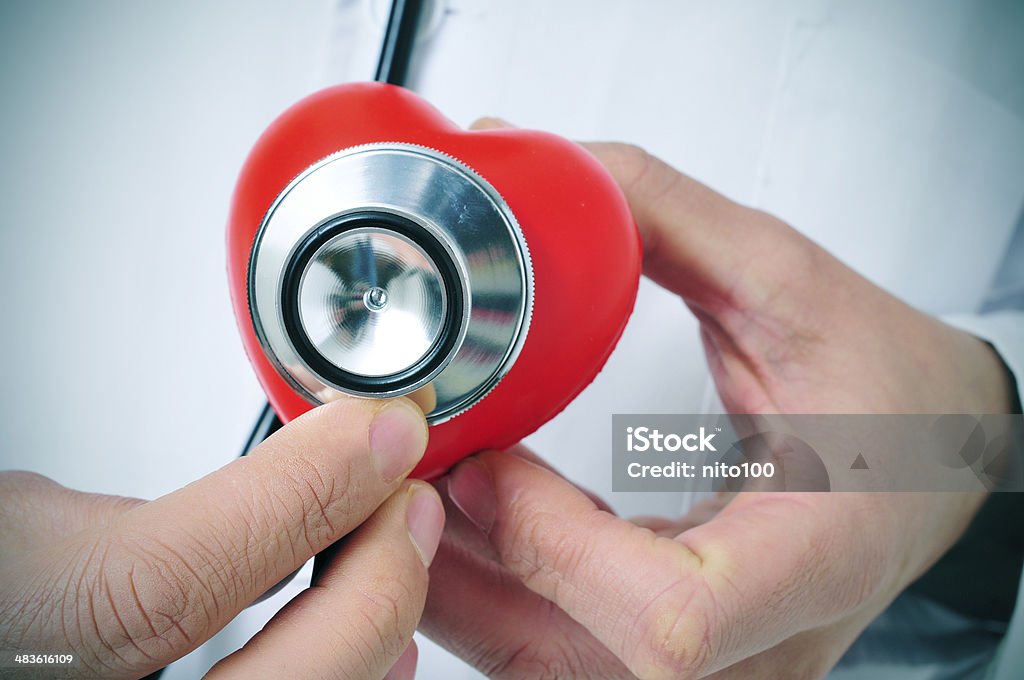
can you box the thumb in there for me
[447,450,714,678]
[446,450,898,679]
[70,397,428,672]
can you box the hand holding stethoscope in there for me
[0,398,437,679]
[0,4,442,679]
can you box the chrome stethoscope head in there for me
[248,143,533,424]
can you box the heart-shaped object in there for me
[228,82,640,478]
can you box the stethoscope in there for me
[238,0,427,459]
[148,4,428,677]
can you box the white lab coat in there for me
[0,1,1020,678]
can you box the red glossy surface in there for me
[228,82,640,478]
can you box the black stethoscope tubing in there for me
[239,0,425,459]
[147,4,425,678]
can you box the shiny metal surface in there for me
[297,227,447,377]
[249,143,533,423]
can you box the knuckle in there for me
[99,533,213,654]
[483,641,581,680]
[498,500,560,586]
[724,214,815,307]
[0,471,60,514]
[365,575,421,635]
[343,577,422,672]
[58,531,203,673]
[500,505,608,606]
[274,455,348,553]
[606,142,656,188]
[614,143,675,199]
[0,469,56,491]
[478,616,603,680]
[609,141,651,169]
[543,514,600,581]
[628,578,715,680]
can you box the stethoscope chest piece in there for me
[249,143,532,423]
[230,82,640,477]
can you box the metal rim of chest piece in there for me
[248,142,534,424]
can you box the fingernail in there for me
[406,485,444,567]
[370,401,428,483]
[406,384,437,415]
[448,458,496,534]
[470,116,515,130]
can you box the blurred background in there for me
[0,1,336,494]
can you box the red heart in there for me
[228,83,640,478]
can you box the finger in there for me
[207,481,443,680]
[406,383,437,414]
[469,117,514,130]
[581,142,814,314]
[468,115,807,314]
[383,640,418,680]
[468,115,796,309]
[630,493,732,539]
[449,452,713,678]
[0,471,143,554]
[448,451,897,679]
[206,483,438,678]
[505,444,616,514]
[420,476,627,678]
[97,397,428,660]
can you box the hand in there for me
[418,120,1017,678]
[0,397,444,680]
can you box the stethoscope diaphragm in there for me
[248,142,532,423]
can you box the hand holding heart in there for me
[418,120,1018,679]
